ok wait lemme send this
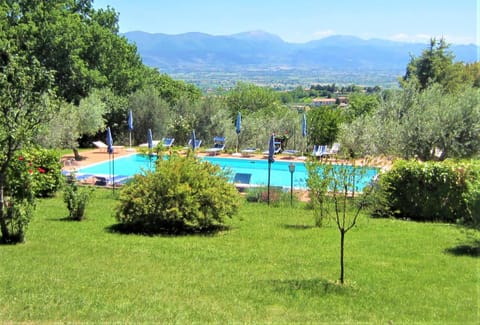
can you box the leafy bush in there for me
[63,180,94,221]
[245,186,285,205]
[115,155,241,234]
[8,148,63,198]
[370,159,480,224]
[1,148,59,243]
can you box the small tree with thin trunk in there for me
[307,157,373,284]
[0,53,56,243]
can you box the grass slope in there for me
[1,190,479,323]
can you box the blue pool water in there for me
[76,154,378,190]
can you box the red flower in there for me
[28,170,33,174]
[38,167,46,174]
[19,156,24,161]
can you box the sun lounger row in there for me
[312,143,340,157]
[138,137,175,148]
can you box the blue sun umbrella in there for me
[106,127,115,192]
[235,112,241,152]
[128,110,133,147]
[191,129,196,152]
[302,113,307,138]
[235,112,242,134]
[147,128,153,150]
[106,127,113,154]
[301,113,307,155]
[267,133,275,205]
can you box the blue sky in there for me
[93,0,478,45]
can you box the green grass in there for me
[1,189,479,323]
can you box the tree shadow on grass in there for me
[105,222,231,237]
[444,239,480,258]
[263,278,355,297]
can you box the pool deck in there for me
[62,148,392,171]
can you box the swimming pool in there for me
[76,154,378,190]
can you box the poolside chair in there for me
[187,138,202,150]
[313,145,328,158]
[161,137,175,148]
[205,136,226,155]
[92,141,108,152]
[139,140,160,147]
[283,149,299,157]
[325,142,340,156]
[262,141,282,156]
[92,141,124,153]
[241,147,257,157]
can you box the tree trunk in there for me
[73,148,81,161]
[339,230,345,284]
[0,183,10,243]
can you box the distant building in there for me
[312,98,336,106]
[337,96,349,105]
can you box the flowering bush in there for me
[7,148,63,198]
[2,148,62,243]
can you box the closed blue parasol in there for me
[128,110,133,147]
[302,113,307,138]
[106,127,115,192]
[147,128,153,150]
[191,129,196,152]
[267,133,275,205]
[235,112,241,152]
[235,112,241,134]
[106,127,113,154]
[128,110,133,131]
[268,133,275,163]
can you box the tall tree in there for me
[1,0,145,103]
[402,38,464,93]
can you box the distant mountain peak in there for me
[230,30,284,43]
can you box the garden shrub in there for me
[115,154,241,234]
[245,186,288,206]
[8,148,63,198]
[63,180,94,221]
[370,159,480,224]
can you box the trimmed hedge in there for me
[371,159,480,225]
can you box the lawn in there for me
[1,189,479,323]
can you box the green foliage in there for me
[115,155,241,234]
[245,186,296,207]
[402,38,465,93]
[307,106,344,146]
[142,70,201,106]
[344,93,380,122]
[63,180,94,221]
[370,160,480,224]
[0,51,56,243]
[339,85,480,160]
[128,86,171,145]
[17,148,62,198]
[225,82,280,115]
[1,0,145,103]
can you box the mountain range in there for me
[123,31,477,73]
[124,30,478,74]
